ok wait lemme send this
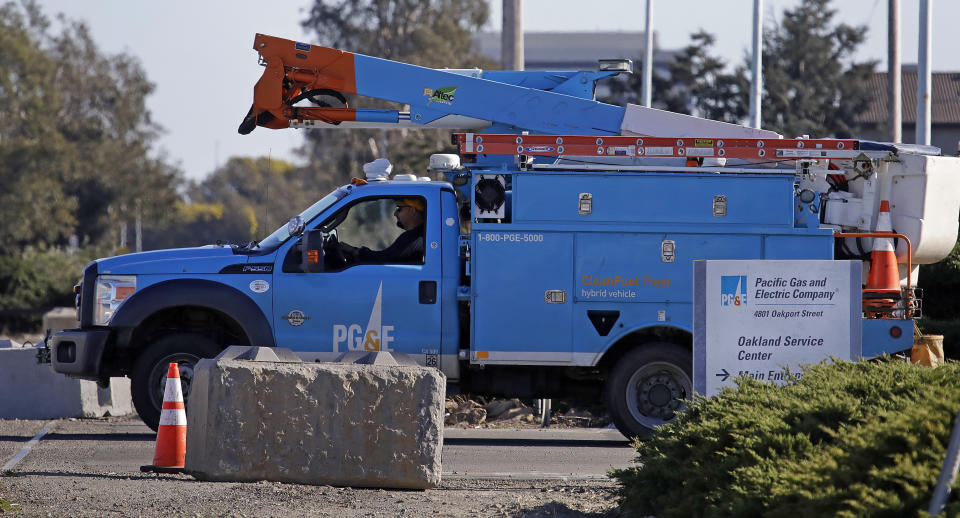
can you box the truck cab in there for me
[51,174,463,430]
[268,177,461,372]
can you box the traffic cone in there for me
[140,363,187,473]
[863,200,901,314]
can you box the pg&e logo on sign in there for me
[720,275,747,307]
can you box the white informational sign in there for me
[693,260,862,397]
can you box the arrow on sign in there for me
[715,368,731,382]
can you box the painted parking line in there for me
[1,421,56,473]
[443,472,613,481]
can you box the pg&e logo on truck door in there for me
[720,275,747,307]
[332,282,395,352]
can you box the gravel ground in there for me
[0,420,42,462]
[0,417,624,517]
[0,333,624,517]
[2,470,619,517]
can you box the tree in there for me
[0,1,77,252]
[631,0,874,138]
[0,1,181,329]
[606,30,747,123]
[0,1,181,254]
[752,0,875,138]
[298,0,493,185]
[143,157,326,249]
[302,0,490,67]
[660,31,747,124]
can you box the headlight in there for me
[94,275,137,325]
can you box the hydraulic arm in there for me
[239,33,630,136]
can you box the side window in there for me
[336,198,403,250]
[324,196,427,269]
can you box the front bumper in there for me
[50,328,111,380]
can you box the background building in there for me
[858,67,960,155]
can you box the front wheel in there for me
[604,343,692,439]
[130,333,222,431]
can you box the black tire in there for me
[130,333,222,432]
[604,342,692,439]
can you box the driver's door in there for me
[272,194,442,363]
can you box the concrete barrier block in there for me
[335,350,419,365]
[216,345,303,363]
[185,348,445,488]
[42,307,79,334]
[0,345,133,419]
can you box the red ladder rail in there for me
[454,133,863,160]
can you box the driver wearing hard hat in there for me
[325,198,425,267]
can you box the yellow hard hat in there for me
[398,198,425,212]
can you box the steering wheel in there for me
[322,232,347,269]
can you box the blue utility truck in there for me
[49,35,960,437]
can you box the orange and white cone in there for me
[863,200,901,312]
[141,363,187,473]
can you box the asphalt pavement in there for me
[0,417,633,517]
[1,418,633,480]
[443,427,633,479]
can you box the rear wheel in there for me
[130,333,221,431]
[604,342,692,439]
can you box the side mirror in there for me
[300,229,325,273]
[287,216,305,237]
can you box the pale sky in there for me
[38,1,960,180]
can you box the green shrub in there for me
[0,247,92,332]
[613,359,960,517]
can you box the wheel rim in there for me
[147,353,201,414]
[625,361,692,429]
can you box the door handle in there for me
[419,281,437,304]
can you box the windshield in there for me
[254,188,345,250]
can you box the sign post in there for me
[693,260,862,397]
